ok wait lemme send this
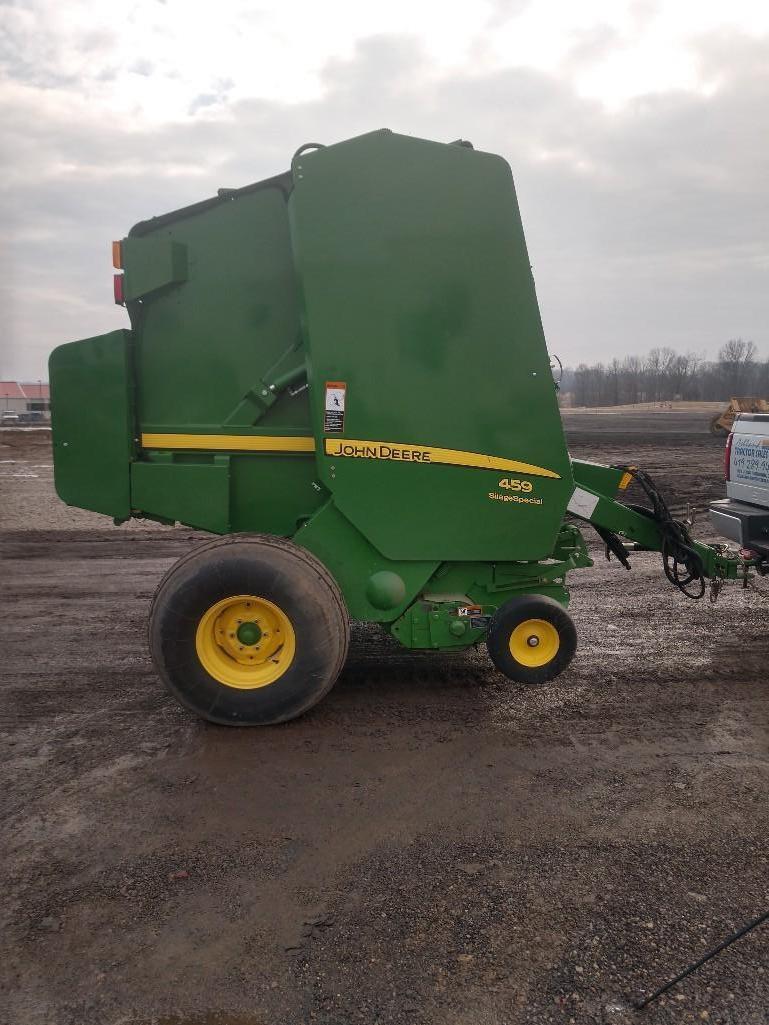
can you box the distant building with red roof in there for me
[0,381,50,418]
[21,382,50,401]
[0,382,25,401]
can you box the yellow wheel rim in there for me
[509,618,560,668]
[195,594,296,689]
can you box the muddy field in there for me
[1,413,768,1025]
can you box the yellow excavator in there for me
[710,397,769,435]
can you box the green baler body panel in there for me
[49,329,134,519]
[291,131,572,561]
[49,130,582,622]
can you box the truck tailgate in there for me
[728,415,769,508]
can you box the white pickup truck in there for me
[710,413,769,562]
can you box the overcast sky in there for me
[1,0,767,380]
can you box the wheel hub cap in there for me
[236,621,262,646]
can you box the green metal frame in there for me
[571,460,739,580]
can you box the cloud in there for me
[0,21,768,378]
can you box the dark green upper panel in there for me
[127,179,307,433]
[289,130,573,562]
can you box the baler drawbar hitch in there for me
[569,458,744,602]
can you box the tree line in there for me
[562,340,769,407]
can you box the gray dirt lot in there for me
[1,413,768,1025]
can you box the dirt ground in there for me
[1,414,768,1025]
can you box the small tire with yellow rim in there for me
[486,595,576,685]
[148,534,349,725]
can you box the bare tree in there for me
[561,341,765,407]
[718,339,757,396]
[622,355,643,404]
[668,351,704,400]
[608,357,621,405]
[644,348,677,402]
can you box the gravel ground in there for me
[1,414,768,1025]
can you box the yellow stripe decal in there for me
[141,433,315,453]
[141,432,560,479]
[324,438,561,479]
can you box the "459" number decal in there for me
[498,477,533,493]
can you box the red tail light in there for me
[113,273,125,305]
[724,431,733,481]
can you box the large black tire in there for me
[486,595,577,685]
[148,534,349,726]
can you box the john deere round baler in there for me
[49,130,741,724]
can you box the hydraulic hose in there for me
[618,467,706,599]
